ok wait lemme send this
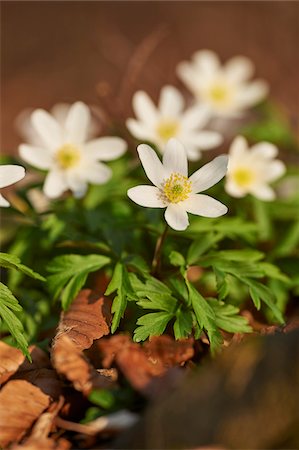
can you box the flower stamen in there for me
[56,144,81,169]
[160,172,192,203]
[232,167,255,187]
[156,120,180,142]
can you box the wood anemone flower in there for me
[19,102,127,199]
[225,136,286,200]
[128,138,228,231]
[177,50,268,118]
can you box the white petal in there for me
[180,104,212,130]
[224,56,254,82]
[184,131,223,150]
[19,144,53,170]
[31,109,63,150]
[225,179,247,198]
[0,193,10,207]
[137,144,166,187]
[163,138,188,177]
[250,184,275,201]
[0,165,25,188]
[132,91,158,126]
[165,204,189,231]
[65,172,88,198]
[128,185,165,208]
[193,50,220,74]
[43,170,68,198]
[185,146,202,162]
[84,137,127,161]
[228,136,250,168]
[51,103,70,126]
[264,160,286,182]
[250,142,278,159]
[176,63,199,94]
[183,193,228,217]
[236,80,269,108]
[189,154,228,193]
[159,85,184,117]
[65,102,90,145]
[85,162,112,184]
[126,118,155,141]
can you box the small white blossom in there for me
[19,102,127,199]
[16,103,100,148]
[126,85,222,161]
[127,138,228,231]
[0,165,25,207]
[177,50,268,117]
[225,136,286,200]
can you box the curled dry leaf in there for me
[52,335,115,395]
[10,397,71,450]
[96,334,194,393]
[0,380,50,447]
[6,345,63,399]
[144,335,194,367]
[53,289,111,351]
[0,341,27,385]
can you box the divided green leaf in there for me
[47,254,110,309]
[0,282,31,360]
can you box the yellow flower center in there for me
[161,173,192,203]
[56,144,81,169]
[156,120,180,142]
[233,168,255,187]
[208,83,232,106]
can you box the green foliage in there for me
[47,254,110,309]
[0,282,31,360]
[208,299,252,333]
[187,281,223,353]
[0,252,45,282]
[105,262,133,333]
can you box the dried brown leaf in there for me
[53,289,111,352]
[0,380,50,447]
[144,335,194,367]
[10,397,70,450]
[95,334,194,393]
[52,335,114,395]
[8,346,63,399]
[0,341,27,385]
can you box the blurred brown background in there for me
[1,1,298,154]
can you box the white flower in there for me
[126,85,223,161]
[19,102,127,199]
[225,136,286,201]
[177,50,268,117]
[127,138,228,231]
[16,103,100,148]
[0,165,25,207]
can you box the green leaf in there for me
[207,249,264,262]
[47,254,110,309]
[208,299,252,334]
[105,262,132,333]
[173,307,193,339]
[187,282,222,354]
[169,251,185,267]
[0,282,31,360]
[201,259,264,279]
[133,311,174,342]
[214,268,229,301]
[187,233,222,265]
[0,252,45,281]
[258,262,290,284]
[242,278,285,324]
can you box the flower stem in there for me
[151,223,169,276]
